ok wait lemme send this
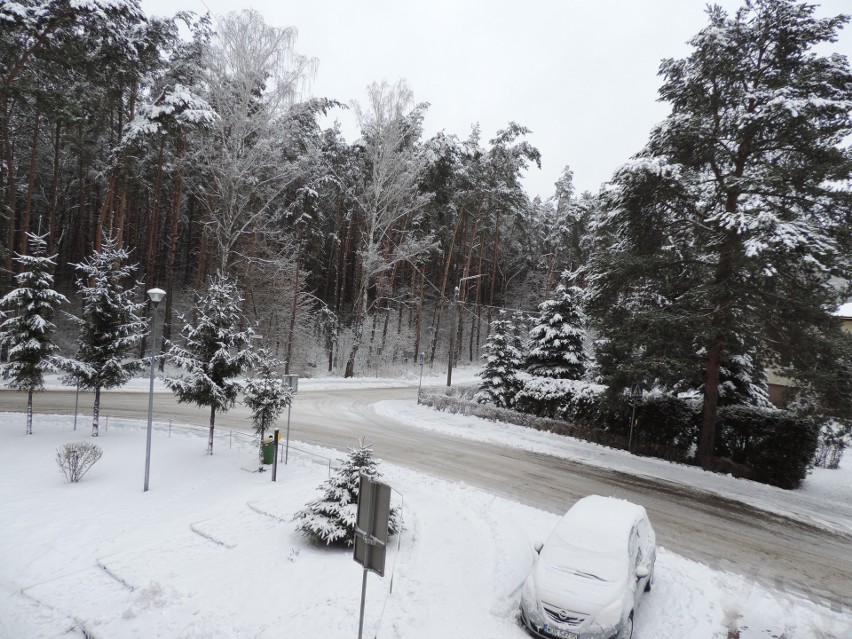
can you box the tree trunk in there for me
[92,386,101,437]
[160,135,187,371]
[285,247,301,374]
[20,112,39,255]
[429,211,462,363]
[4,108,17,280]
[207,404,216,455]
[47,121,61,254]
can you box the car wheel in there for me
[619,613,634,639]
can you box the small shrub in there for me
[56,442,103,483]
[716,406,819,489]
[293,443,400,547]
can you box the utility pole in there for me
[447,274,484,387]
[446,286,460,387]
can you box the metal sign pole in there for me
[628,401,637,452]
[73,382,79,431]
[417,352,425,404]
[285,403,292,465]
[271,429,279,482]
[628,382,643,453]
[358,544,370,639]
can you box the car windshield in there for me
[544,538,628,583]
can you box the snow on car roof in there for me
[552,495,647,549]
[537,496,648,586]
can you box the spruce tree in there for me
[243,349,292,470]
[62,235,145,437]
[475,311,523,408]
[0,233,67,434]
[165,273,255,455]
[584,0,852,466]
[527,281,589,380]
[293,443,400,547]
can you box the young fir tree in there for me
[293,442,400,547]
[0,233,67,434]
[243,348,292,470]
[527,281,589,380]
[62,235,145,436]
[165,273,255,455]
[475,311,524,408]
[584,0,852,466]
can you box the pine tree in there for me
[293,443,400,547]
[475,311,523,408]
[527,281,589,379]
[0,233,67,434]
[61,234,145,437]
[584,0,852,466]
[243,348,292,470]
[165,273,256,455]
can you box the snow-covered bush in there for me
[293,444,400,547]
[56,442,103,483]
[812,419,850,470]
[715,406,820,489]
[515,377,605,421]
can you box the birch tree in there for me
[194,9,315,275]
[344,79,432,377]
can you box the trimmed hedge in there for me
[599,394,700,462]
[431,378,819,489]
[715,406,819,489]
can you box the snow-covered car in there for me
[519,495,656,639]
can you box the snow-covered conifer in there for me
[584,0,852,466]
[243,349,292,470]
[475,311,523,408]
[293,443,400,546]
[0,233,67,434]
[165,273,255,455]
[527,281,589,379]
[61,235,145,436]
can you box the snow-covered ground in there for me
[1,409,850,638]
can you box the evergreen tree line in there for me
[2,0,851,474]
[1,2,578,380]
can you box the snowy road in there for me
[2,386,850,611]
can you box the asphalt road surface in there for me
[2,386,850,612]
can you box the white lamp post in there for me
[144,287,166,492]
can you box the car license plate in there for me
[542,623,578,639]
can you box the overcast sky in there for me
[140,0,852,199]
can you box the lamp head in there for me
[147,288,167,305]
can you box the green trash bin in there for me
[261,438,275,465]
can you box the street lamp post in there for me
[446,274,484,387]
[144,287,166,492]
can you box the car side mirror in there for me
[635,566,649,579]
[533,541,543,554]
